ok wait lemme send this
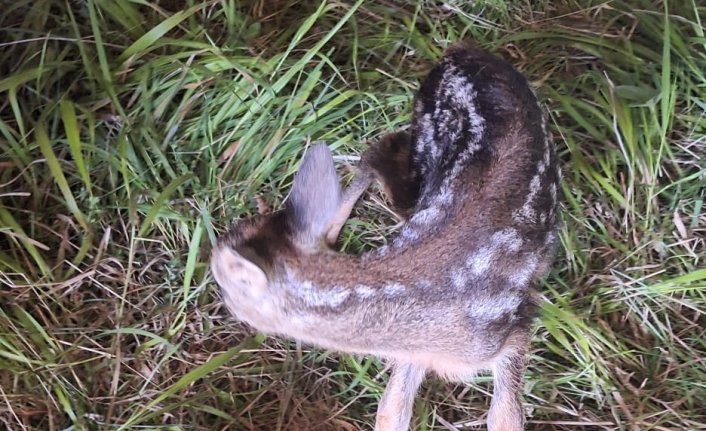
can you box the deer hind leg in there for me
[324,166,375,246]
[375,362,426,431]
[326,132,421,245]
[487,335,529,431]
[362,131,421,218]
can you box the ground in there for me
[0,1,705,430]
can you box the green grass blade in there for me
[118,5,203,64]
[119,335,264,429]
[270,0,365,94]
[0,67,43,93]
[0,207,52,278]
[138,173,194,236]
[35,122,89,231]
[59,100,92,193]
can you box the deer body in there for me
[211,43,560,431]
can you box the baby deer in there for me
[211,42,560,431]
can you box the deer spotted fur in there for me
[211,42,560,431]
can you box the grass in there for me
[1,0,705,430]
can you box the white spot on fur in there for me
[414,64,486,214]
[444,67,476,108]
[467,246,492,275]
[466,296,501,319]
[433,103,461,145]
[466,294,521,320]
[513,206,536,223]
[439,66,485,142]
[435,68,486,193]
[538,147,551,174]
[537,160,547,174]
[383,283,405,296]
[529,174,541,194]
[354,284,375,299]
[491,228,523,252]
[543,146,551,166]
[537,97,549,137]
[544,231,556,246]
[433,185,454,206]
[392,62,497,253]
[295,280,350,307]
[515,172,544,223]
[509,255,539,287]
[464,229,524,277]
[451,270,468,289]
[416,113,437,173]
[512,97,556,224]
[410,206,441,225]
[392,221,425,247]
[400,227,419,242]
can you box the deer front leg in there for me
[375,362,426,431]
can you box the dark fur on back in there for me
[407,44,559,233]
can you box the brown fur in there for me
[211,43,560,431]
[361,131,420,217]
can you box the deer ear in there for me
[286,143,342,249]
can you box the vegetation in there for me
[1,0,704,429]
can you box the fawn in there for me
[211,42,560,431]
